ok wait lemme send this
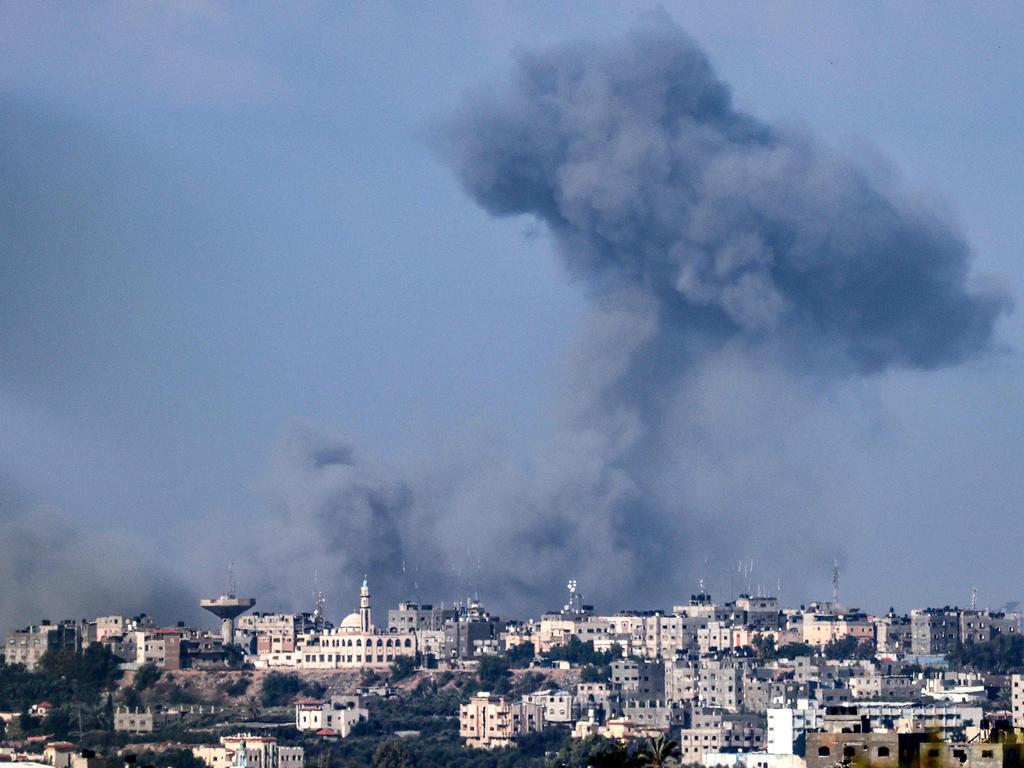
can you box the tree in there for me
[372,738,415,768]
[580,664,608,683]
[477,654,511,686]
[506,641,535,668]
[260,672,303,707]
[637,735,680,767]
[389,655,417,682]
[752,633,777,660]
[134,663,162,691]
[776,642,816,659]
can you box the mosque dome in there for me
[339,612,362,631]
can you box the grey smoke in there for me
[435,18,1009,374]
[252,18,1011,619]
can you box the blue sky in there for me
[2,2,1022,630]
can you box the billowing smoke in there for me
[253,17,1011,617]
[0,472,196,631]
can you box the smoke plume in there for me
[256,17,1010,616]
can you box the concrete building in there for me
[443,601,501,660]
[678,709,765,764]
[237,613,319,656]
[521,690,574,724]
[4,622,81,671]
[192,735,303,768]
[875,612,914,654]
[1011,674,1024,729]
[297,580,417,670]
[804,731,926,768]
[619,699,686,731]
[611,659,665,699]
[767,706,824,756]
[699,658,745,712]
[387,602,458,633]
[911,609,962,655]
[294,696,367,738]
[459,693,545,749]
[918,741,1024,768]
[134,628,183,670]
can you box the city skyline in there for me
[3,3,1023,636]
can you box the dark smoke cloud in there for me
[246,18,1011,620]
[435,17,1009,373]
[0,471,196,633]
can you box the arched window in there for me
[404,639,412,647]
[818,747,831,757]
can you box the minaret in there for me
[359,576,372,632]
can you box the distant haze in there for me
[2,4,1022,633]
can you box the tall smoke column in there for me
[252,17,1012,617]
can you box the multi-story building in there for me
[134,628,183,670]
[237,613,320,657]
[4,621,82,671]
[699,658,746,712]
[521,689,574,724]
[443,602,500,661]
[611,659,665,699]
[875,612,913,654]
[678,709,765,764]
[193,736,303,768]
[767,706,824,755]
[387,602,458,633]
[911,609,961,655]
[459,693,545,749]
[1011,674,1024,728]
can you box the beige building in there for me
[459,693,545,749]
[296,580,417,671]
[1012,674,1024,728]
[192,735,303,768]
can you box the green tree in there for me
[477,654,511,686]
[506,641,535,668]
[134,663,162,691]
[637,735,680,767]
[261,672,313,707]
[372,738,415,768]
[389,655,417,681]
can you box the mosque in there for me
[296,578,418,670]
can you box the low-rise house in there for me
[294,696,367,738]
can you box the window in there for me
[878,747,890,758]
[817,747,831,757]
[844,747,856,758]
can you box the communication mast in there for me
[832,560,840,607]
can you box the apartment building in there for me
[459,693,545,749]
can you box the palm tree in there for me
[638,735,681,767]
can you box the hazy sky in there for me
[2,2,1022,633]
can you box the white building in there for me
[294,696,367,738]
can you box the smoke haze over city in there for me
[2,3,1023,635]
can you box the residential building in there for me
[459,693,545,749]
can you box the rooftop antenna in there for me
[832,560,840,607]
[312,569,326,627]
[971,587,978,611]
